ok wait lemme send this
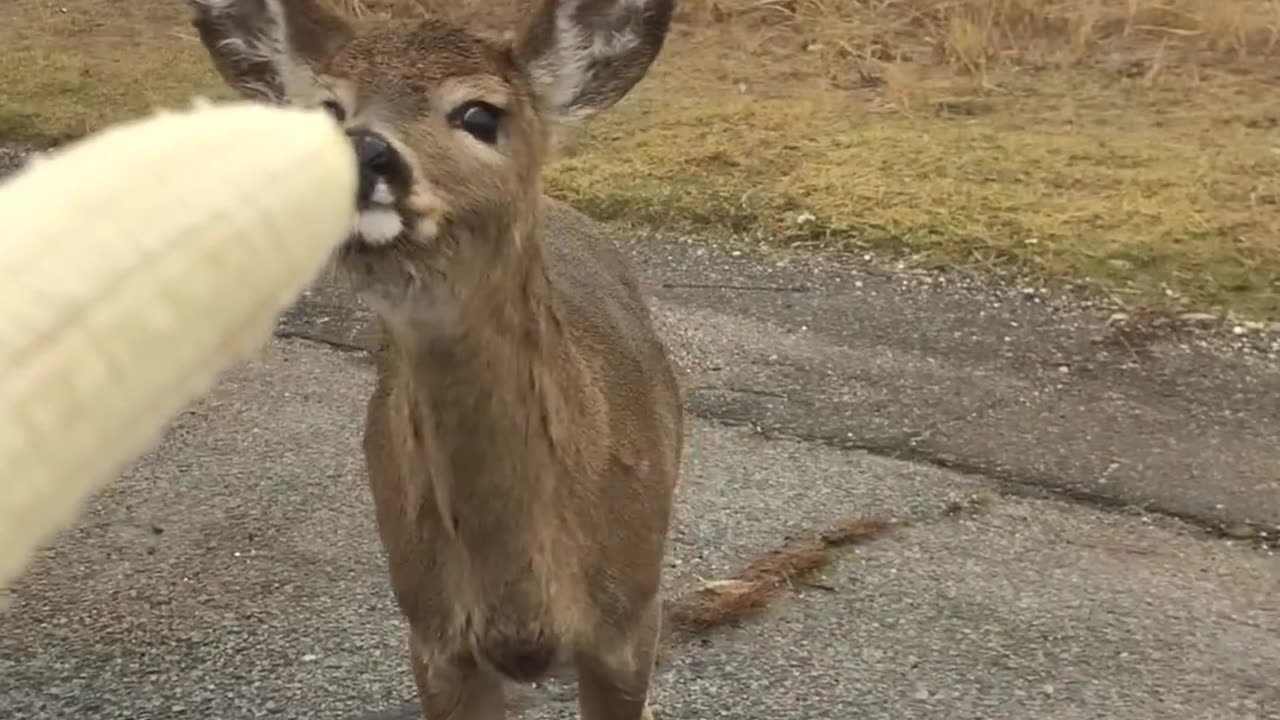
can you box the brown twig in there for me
[665,515,893,636]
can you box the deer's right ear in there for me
[190,0,353,103]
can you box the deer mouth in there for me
[351,178,405,247]
[346,128,411,249]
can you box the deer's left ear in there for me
[190,0,353,103]
[514,0,675,124]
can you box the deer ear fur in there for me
[515,0,674,124]
[190,0,353,103]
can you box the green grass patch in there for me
[0,111,39,142]
[548,53,1280,317]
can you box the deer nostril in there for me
[347,129,397,207]
[349,130,390,168]
[364,145,393,176]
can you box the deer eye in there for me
[448,101,502,144]
[320,99,346,123]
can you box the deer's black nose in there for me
[347,129,395,207]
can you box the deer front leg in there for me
[410,639,506,720]
[575,600,662,720]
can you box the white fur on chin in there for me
[356,207,404,246]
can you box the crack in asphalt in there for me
[273,329,377,356]
[273,331,1277,549]
[693,411,1278,550]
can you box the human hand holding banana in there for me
[0,101,357,593]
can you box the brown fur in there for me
[190,0,681,717]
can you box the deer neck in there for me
[378,224,581,549]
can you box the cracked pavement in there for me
[2,201,1278,719]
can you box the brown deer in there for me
[189,0,683,717]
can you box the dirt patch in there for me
[0,144,40,182]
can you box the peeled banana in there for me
[0,101,357,593]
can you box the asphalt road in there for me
[2,201,1278,719]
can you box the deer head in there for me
[190,0,674,317]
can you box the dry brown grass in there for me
[2,0,1278,316]
[682,0,1280,74]
[549,0,1280,318]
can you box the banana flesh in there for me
[0,101,357,592]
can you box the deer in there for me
[188,0,683,717]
